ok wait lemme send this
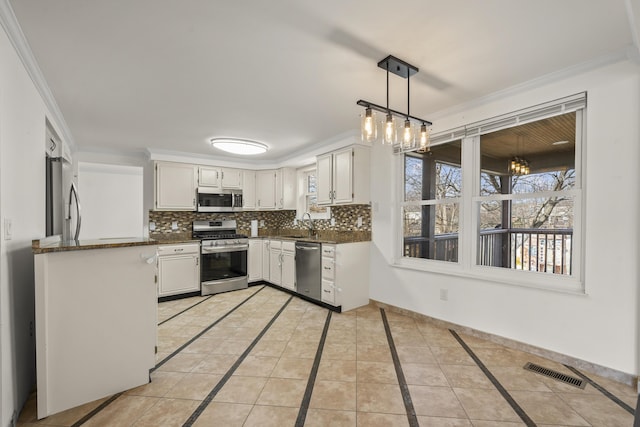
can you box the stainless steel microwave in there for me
[197,188,243,212]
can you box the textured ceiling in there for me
[8,0,635,163]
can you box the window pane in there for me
[480,112,576,195]
[403,204,459,262]
[477,198,574,275]
[404,141,462,201]
[307,173,317,194]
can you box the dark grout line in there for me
[450,329,537,427]
[69,285,265,426]
[295,310,332,427]
[564,364,636,415]
[158,295,214,326]
[182,295,294,426]
[380,308,419,427]
[69,392,124,427]
[152,286,265,373]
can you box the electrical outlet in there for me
[171,221,178,231]
[357,216,363,227]
[149,222,156,231]
[293,218,297,225]
[330,217,335,226]
[4,218,12,240]
[439,289,448,301]
[259,220,265,227]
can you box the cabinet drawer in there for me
[269,239,282,250]
[321,279,335,305]
[322,257,335,280]
[321,245,335,258]
[158,243,199,256]
[282,241,295,253]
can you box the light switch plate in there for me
[4,218,12,240]
[357,216,363,227]
[331,218,336,226]
[171,221,178,230]
[149,222,156,231]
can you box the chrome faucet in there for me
[302,212,315,238]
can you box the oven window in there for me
[201,250,247,282]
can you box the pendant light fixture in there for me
[357,55,432,152]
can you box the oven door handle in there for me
[201,244,249,253]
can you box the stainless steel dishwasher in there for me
[295,241,322,301]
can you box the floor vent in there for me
[523,362,586,389]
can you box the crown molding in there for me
[0,0,76,151]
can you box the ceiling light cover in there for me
[210,138,268,155]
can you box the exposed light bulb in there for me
[402,119,414,148]
[383,113,396,145]
[419,123,430,152]
[360,108,377,143]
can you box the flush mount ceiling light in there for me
[210,138,268,155]
[357,55,433,153]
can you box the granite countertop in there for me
[245,230,371,245]
[32,237,158,254]
[149,232,199,245]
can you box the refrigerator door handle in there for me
[68,182,82,241]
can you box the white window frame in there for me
[393,93,586,293]
[296,165,331,220]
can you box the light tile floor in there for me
[18,285,637,426]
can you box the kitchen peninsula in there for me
[33,238,158,419]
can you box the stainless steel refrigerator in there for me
[46,154,81,240]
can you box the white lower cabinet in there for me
[157,243,200,297]
[248,239,263,282]
[320,242,369,311]
[262,239,270,280]
[267,239,295,291]
[281,241,296,291]
[269,239,282,285]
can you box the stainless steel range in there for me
[193,220,248,295]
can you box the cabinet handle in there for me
[323,289,331,293]
[216,171,219,179]
[174,248,184,252]
[323,266,331,270]
[221,171,224,179]
[196,258,199,266]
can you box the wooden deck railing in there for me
[404,228,573,275]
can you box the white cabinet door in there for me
[221,168,242,189]
[269,248,282,285]
[158,254,200,297]
[198,166,221,187]
[275,168,297,210]
[332,147,353,204]
[248,239,263,282]
[242,170,256,209]
[155,162,197,210]
[256,170,276,209]
[281,251,296,290]
[262,239,270,280]
[316,153,333,205]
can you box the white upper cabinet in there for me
[198,166,242,189]
[275,167,296,210]
[242,170,257,209]
[316,145,370,206]
[198,166,221,187]
[154,161,197,211]
[220,168,242,189]
[256,170,276,209]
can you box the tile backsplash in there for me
[149,205,371,235]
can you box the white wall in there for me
[370,59,640,376]
[0,21,70,425]
[77,162,144,239]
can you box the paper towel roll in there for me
[250,220,258,237]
